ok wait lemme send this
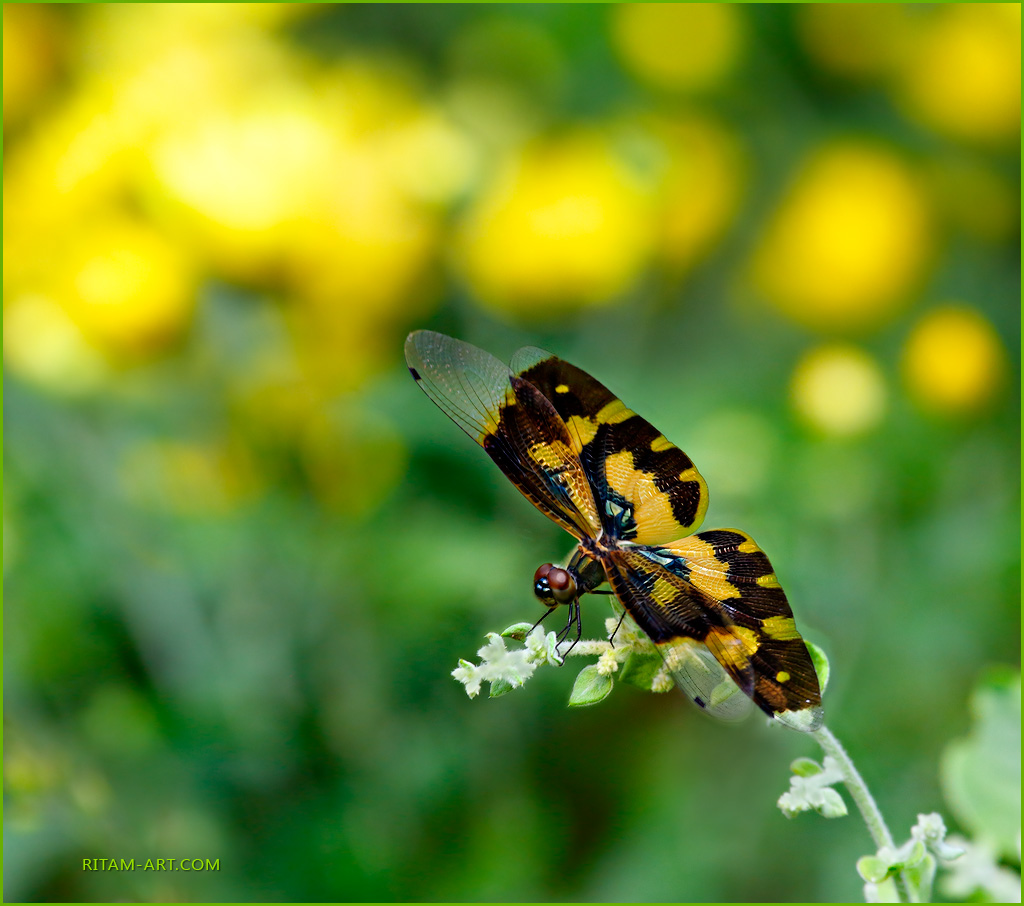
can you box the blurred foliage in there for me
[940,668,1021,863]
[3,4,1020,902]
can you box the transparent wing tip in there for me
[773,705,824,733]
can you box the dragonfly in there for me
[405,330,823,732]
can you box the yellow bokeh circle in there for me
[647,114,746,274]
[897,4,1021,145]
[61,217,198,357]
[902,306,1007,415]
[457,130,654,318]
[752,142,931,332]
[611,3,744,92]
[791,344,887,437]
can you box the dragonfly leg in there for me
[608,608,628,647]
[529,606,558,635]
[555,599,583,657]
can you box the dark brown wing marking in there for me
[655,529,823,731]
[602,546,758,722]
[405,331,601,540]
[511,347,708,545]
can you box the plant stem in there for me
[814,725,893,850]
[814,724,913,903]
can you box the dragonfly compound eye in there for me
[533,563,555,604]
[545,566,577,605]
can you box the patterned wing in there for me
[405,331,601,540]
[654,529,824,731]
[511,347,708,545]
[602,546,756,723]
[604,540,823,731]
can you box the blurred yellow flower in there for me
[646,114,745,273]
[150,97,337,281]
[379,107,480,205]
[60,216,198,357]
[2,88,146,262]
[283,153,439,391]
[457,130,654,317]
[286,145,438,309]
[752,142,932,332]
[791,344,887,437]
[798,4,915,80]
[896,4,1021,145]
[3,4,64,127]
[281,72,448,389]
[283,69,449,312]
[902,306,1007,415]
[611,3,744,92]
[78,2,313,74]
[3,295,109,394]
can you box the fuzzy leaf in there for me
[618,650,664,690]
[902,852,936,903]
[816,787,848,818]
[501,622,535,641]
[806,640,830,694]
[940,835,1022,902]
[489,678,515,698]
[568,665,613,707]
[863,877,901,903]
[790,757,823,777]
[940,668,1020,860]
[857,855,891,884]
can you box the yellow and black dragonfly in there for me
[405,330,822,732]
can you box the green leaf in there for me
[816,787,848,818]
[868,877,902,903]
[617,650,664,690]
[790,757,823,777]
[857,855,891,884]
[501,622,535,641]
[940,668,1020,859]
[568,665,613,707]
[489,678,516,698]
[806,640,830,694]
[902,839,927,868]
[902,852,935,903]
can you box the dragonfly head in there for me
[533,563,577,607]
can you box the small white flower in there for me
[451,632,539,698]
[597,649,619,676]
[911,813,964,861]
[524,626,561,665]
[651,665,675,693]
[451,659,484,698]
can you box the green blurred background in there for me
[4,4,1020,902]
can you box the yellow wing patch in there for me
[707,624,760,670]
[762,615,800,640]
[604,449,693,545]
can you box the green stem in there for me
[814,725,893,851]
[813,725,915,903]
